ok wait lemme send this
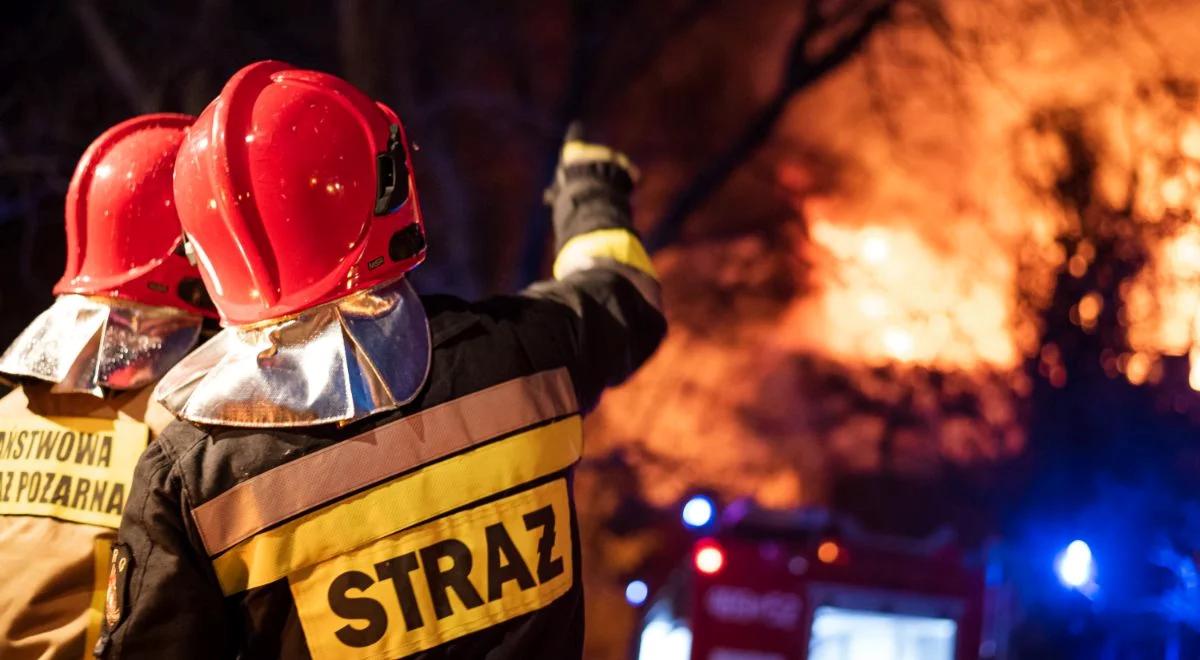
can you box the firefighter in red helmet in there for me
[0,113,216,660]
[96,61,665,659]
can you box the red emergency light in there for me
[694,539,726,575]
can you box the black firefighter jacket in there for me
[97,161,666,659]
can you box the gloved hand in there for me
[544,122,639,251]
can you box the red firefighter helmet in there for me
[55,113,215,317]
[173,60,426,325]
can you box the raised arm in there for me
[520,130,667,409]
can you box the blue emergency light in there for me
[681,495,716,529]
[625,579,649,606]
[1055,539,1095,590]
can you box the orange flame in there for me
[779,220,1020,369]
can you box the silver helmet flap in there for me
[0,295,204,397]
[153,277,431,427]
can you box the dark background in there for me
[0,0,851,344]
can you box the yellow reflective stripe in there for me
[560,141,639,179]
[192,368,578,556]
[553,228,658,281]
[84,536,111,660]
[213,416,582,595]
[289,479,573,659]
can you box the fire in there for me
[1120,110,1200,390]
[587,1,1200,517]
[858,231,891,264]
[1125,226,1200,390]
[580,3,1200,655]
[781,220,1020,369]
[776,6,1200,395]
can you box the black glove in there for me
[543,122,640,251]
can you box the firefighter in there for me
[96,61,665,659]
[0,113,216,660]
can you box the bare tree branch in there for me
[72,0,155,114]
[514,0,624,286]
[336,0,387,97]
[410,90,556,134]
[647,0,896,251]
[591,0,723,116]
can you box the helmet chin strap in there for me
[173,235,216,314]
[374,124,410,216]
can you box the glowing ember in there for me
[1126,353,1151,386]
[1075,292,1103,332]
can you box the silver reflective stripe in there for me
[190,367,578,557]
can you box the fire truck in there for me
[630,501,994,660]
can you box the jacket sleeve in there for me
[519,148,667,410]
[97,439,233,659]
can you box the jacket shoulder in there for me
[154,418,210,459]
[421,292,576,349]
